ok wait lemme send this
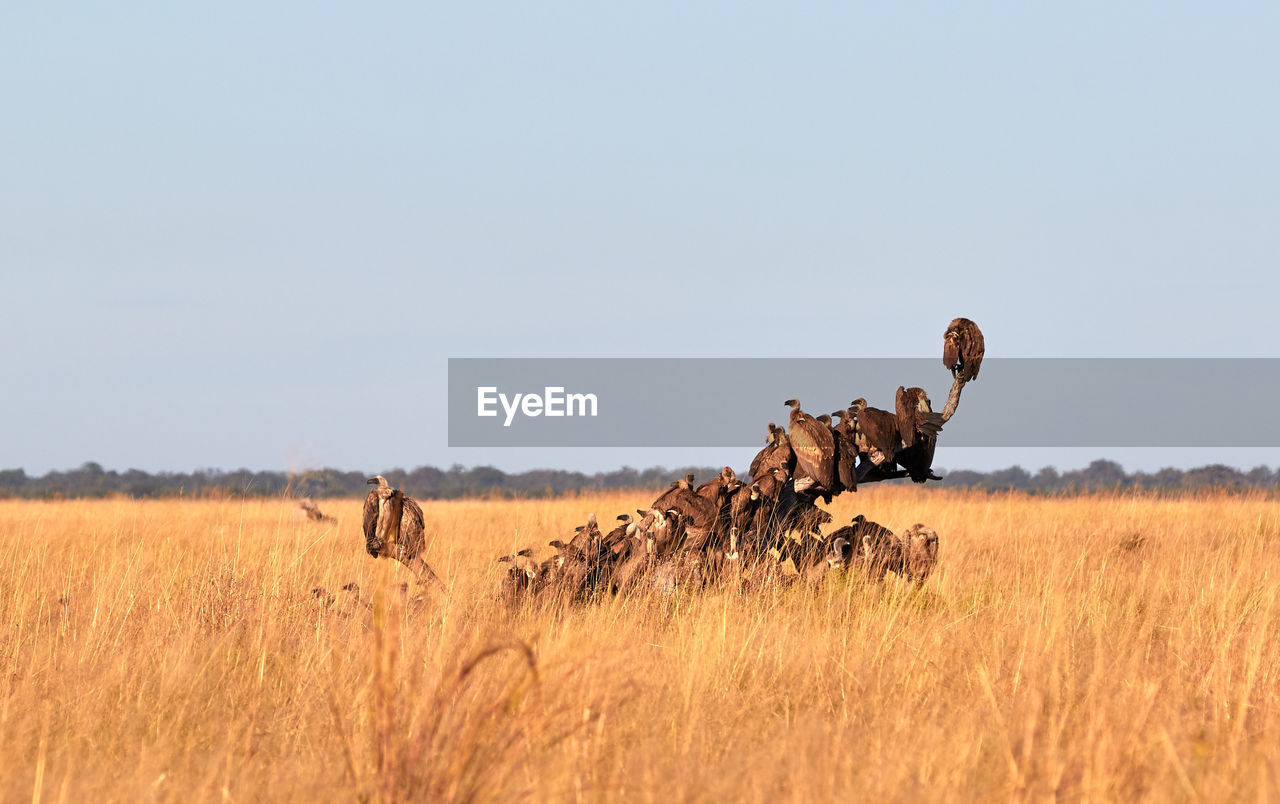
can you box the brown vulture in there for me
[805,534,854,584]
[726,482,762,556]
[848,399,901,473]
[895,386,944,483]
[695,466,740,502]
[362,476,445,589]
[827,411,859,493]
[656,483,721,551]
[849,519,939,584]
[749,467,790,542]
[650,473,696,512]
[603,514,635,553]
[568,512,604,558]
[899,524,941,583]
[637,507,685,558]
[784,399,836,499]
[695,466,741,546]
[829,410,855,438]
[895,387,943,449]
[828,514,896,577]
[943,317,985,382]
[496,549,540,604]
[749,423,795,482]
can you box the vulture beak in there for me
[365,478,379,485]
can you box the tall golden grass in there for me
[2,487,1279,800]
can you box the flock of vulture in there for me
[351,318,985,606]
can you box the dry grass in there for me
[2,487,1279,801]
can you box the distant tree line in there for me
[2,460,1280,500]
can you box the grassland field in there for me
[2,488,1279,801]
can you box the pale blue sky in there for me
[2,3,1278,475]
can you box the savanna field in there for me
[3,489,1279,801]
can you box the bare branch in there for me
[940,373,968,424]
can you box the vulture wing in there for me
[943,333,960,375]
[896,387,916,448]
[362,490,380,557]
[749,441,795,481]
[398,495,428,560]
[834,430,858,492]
[664,490,719,529]
[918,410,944,439]
[964,324,985,380]
[748,446,772,481]
[650,483,684,512]
[857,408,901,465]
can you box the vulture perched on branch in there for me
[849,398,901,478]
[828,410,859,494]
[943,317,985,382]
[896,386,944,449]
[784,399,836,500]
[895,387,944,483]
[362,476,445,590]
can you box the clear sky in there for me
[3,3,1278,476]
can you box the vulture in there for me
[496,549,540,604]
[895,386,944,483]
[749,423,795,482]
[827,410,859,493]
[726,482,762,557]
[650,473,696,512]
[895,387,943,448]
[828,514,895,576]
[695,466,740,503]
[852,520,940,584]
[749,467,791,546]
[899,524,941,583]
[805,534,854,584]
[695,467,741,543]
[496,548,539,578]
[943,317,985,382]
[362,476,445,590]
[637,507,685,558]
[568,512,604,558]
[848,398,901,476]
[603,514,635,553]
[660,484,722,551]
[784,399,837,500]
[649,472,719,537]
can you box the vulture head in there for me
[366,475,389,488]
[784,398,800,411]
[825,536,853,568]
